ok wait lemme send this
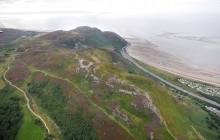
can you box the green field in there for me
[16,106,45,140]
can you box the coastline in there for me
[125,38,220,87]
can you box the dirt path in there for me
[30,68,135,138]
[191,125,206,140]
[3,54,51,134]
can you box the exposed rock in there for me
[119,89,137,96]
[107,76,125,85]
[108,106,132,126]
[149,131,154,140]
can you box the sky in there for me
[0,0,220,35]
[1,0,220,72]
[1,0,220,16]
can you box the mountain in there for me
[0,28,37,43]
[40,26,128,52]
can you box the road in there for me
[121,46,220,108]
[3,54,51,134]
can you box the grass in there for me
[0,82,45,140]
[29,95,63,140]
[16,106,45,140]
[119,97,153,122]
[134,58,220,104]
[120,108,149,139]
[23,47,176,139]
[126,74,220,140]
[17,67,64,140]
[0,50,14,90]
[36,69,135,138]
[0,84,16,102]
[26,61,136,138]
[28,80,99,140]
[0,79,4,90]
[0,49,46,140]
[9,45,220,139]
[67,65,170,139]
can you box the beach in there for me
[126,37,220,86]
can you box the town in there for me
[178,78,220,97]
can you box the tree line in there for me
[28,80,98,140]
[0,96,23,140]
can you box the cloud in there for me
[0,0,220,17]
[0,0,21,3]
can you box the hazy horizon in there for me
[1,0,220,73]
[1,0,220,37]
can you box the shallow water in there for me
[142,34,220,72]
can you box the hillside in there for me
[0,28,37,43]
[0,26,219,140]
[40,26,128,52]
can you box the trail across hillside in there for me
[3,54,51,135]
[30,68,135,138]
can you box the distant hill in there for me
[0,28,37,43]
[40,26,128,52]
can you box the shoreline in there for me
[126,38,220,87]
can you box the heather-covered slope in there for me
[0,27,219,140]
[11,45,171,140]
[40,26,128,52]
[0,28,37,43]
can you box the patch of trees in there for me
[0,59,5,63]
[0,84,17,104]
[204,111,220,131]
[0,96,23,140]
[199,93,220,105]
[0,54,6,63]
[28,80,98,140]
[107,50,144,75]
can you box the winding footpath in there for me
[121,46,220,108]
[3,54,51,134]
[31,68,135,138]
